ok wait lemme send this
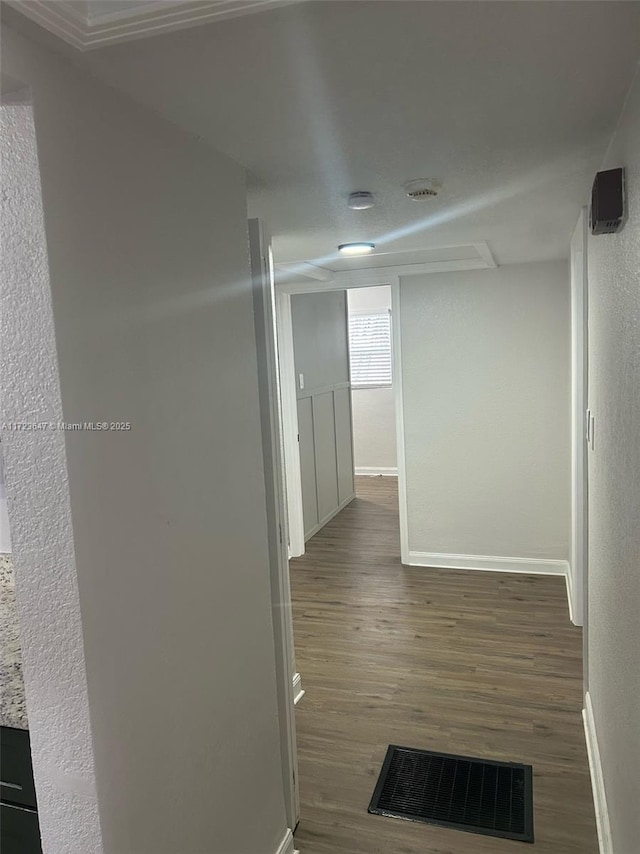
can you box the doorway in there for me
[287,285,399,540]
[288,289,355,543]
[276,278,409,563]
[347,286,397,480]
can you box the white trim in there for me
[304,493,355,542]
[583,692,613,854]
[391,278,410,565]
[7,0,305,51]
[351,383,392,390]
[277,293,306,559]
[0,498,12,554]
[276,261,335,283]
[355,467,398,477]
[335,256,496,278]
[275,273,410,567]
[249,221,300,830]
[565,566,575,624]
[275,828,296,854]
[292,672,305,705]
[570,208,588,629]
[297,380,350,399]
[277,245,496,295]
[474,241,498,269]
[375,257,492,278]
[407,551,570,576]
[5,1,86,50]
[282,273,402,293]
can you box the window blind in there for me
[348,311,392,387]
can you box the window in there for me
[348,310,392,387]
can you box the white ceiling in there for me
[9,1,640,269]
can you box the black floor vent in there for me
[368,745,533,843]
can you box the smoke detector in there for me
[348,191,375,210]
[404,178,441,201]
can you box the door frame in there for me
[249,220,300,831]
[570,209,588,634]
[276,291,306,558]
[276,273,410,564]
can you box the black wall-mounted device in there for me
[590,167,625,235]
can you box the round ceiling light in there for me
[348,191,375,210]
[338,242,376,255]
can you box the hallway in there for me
[291,477,597,853]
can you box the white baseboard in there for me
[293,672,305,705]
[407,551,569,576]
[564,566,583,627]
[565,569,575,624]
[275,828,296,854]
[354,466,398,477]
[583,692,612,854]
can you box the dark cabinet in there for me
[1,802,42,854]
[1,727,37,808]
[1,727,42,854]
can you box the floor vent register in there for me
[368,745,534,843]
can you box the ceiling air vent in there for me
[405,178,441,201]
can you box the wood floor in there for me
[290,477,597,854]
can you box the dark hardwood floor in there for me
[290,476,597,854]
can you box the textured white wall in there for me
[2,26,288,854]
[1,97,104,854]
[347,285,392,315]
[586,65,640,854]
[348,286,397,471]
[400,262,571,560]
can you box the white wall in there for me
[400,262,571,565]
[586,64,640,854]
[347,286,397,473]
[1,26,288,854]
[292,290,350,389]
[2,89,103,854]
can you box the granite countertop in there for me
[0,553,29,730]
